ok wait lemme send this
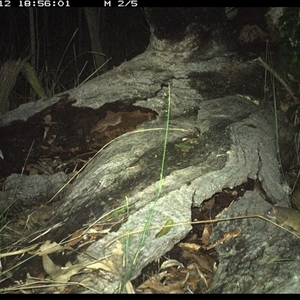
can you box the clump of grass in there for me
[119,83,172,293]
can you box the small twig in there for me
[255,57,298,103]
[105,214,300,248]
[51,28,78,93]
[21,140,35,175]
[0,140,35,217]
[80,57,112,86]
[0,243,39,258]
[46,127,191,204]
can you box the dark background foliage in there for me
[0,7,150,107]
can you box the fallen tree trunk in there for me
[0,8,296,293]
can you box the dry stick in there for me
[46,127,191,204]
[255,57,298,103]
[80,57,112,86]
[22,140,35,176]
[1,140,35,217]
[0,143,35,260]
[28,222,64,243]
[50,28,78,93]
[105,214,300,248]
[0,244,39,258]
[1,280,102,294]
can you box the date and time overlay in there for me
[0,0,139,7]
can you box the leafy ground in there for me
[0,153,253,294]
